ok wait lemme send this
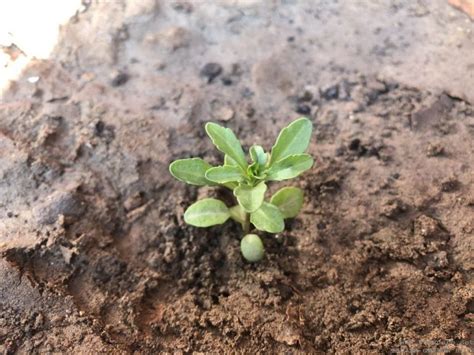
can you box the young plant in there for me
[169,117,313,262]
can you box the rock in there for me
[221,76,233,86]
[414,215,446,239]
[34,191,86,225]
[94,120,115,142]
[348,138,368,156]
[348,138,361,151]
[426,142,445,157]
[110,70,129,87]
[440,178,460,192]
[211,101,234,121]
[381,198,408,219]
[245,104,255,118]
[59,245,76,264]
[295,103,311,115]
[200,62,223,83]
[320,84,339,100]
[431,251,449,269]
[216,106,234,121]
[163,242,177,264]
[296,89,313,103]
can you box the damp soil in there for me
[1,1,473,353]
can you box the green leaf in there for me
[247,162,266,179]
[270,117,312,164]
[250,145,267,168]
[205,123,247,171]
[229,204,246,225]
[270,187,304,218]
[234,182,267,213]
[184,198,230,227]
[247,164,267,181]
[169,158,214,186]
[266,154,313,181]
[224,155,238,166]
[250,202,284,233]
[205,166,243,183]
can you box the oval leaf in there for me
[234,182,267,213]
[270,117,312,164]
[250,202,284,233]
[206,166,243,183]
[184,198,230,227]
[224,155,238,166]
[229,204,246,225]
[169,158,214,186]
[266,154,313,181]
[270,187,304,218]
[205,123,247,171]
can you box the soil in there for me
[1,1,473,353]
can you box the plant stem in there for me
[243,212,250,234]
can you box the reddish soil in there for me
[1,1,473,353]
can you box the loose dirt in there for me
[1,1,473,353]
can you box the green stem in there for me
[242,212,250,234]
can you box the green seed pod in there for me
[240,234,265,262]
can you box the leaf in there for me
[250,145,267,167]
[266,154,313,181]
[247,163,267,180]
[270,187,304,218]
[229,204,246,225]
[250,202,284,233]
[169,158,214,186]
[224,155,238,166]
[270,117,312,164]
[205,123,247,171]
[234,182,267,213]
[184,198,230,227]
[205,166,243,183]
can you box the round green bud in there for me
[240,234,265,262]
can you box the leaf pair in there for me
[186,199,284,233]
[185,186,304,234]
[249,186,304,233]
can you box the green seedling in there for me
[169,117,313,262]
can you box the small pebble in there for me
[296,103,311,115]
[214,106,234,121]
[110,71,129,87]
[221,76,233,86]
[321,84,339,100]
[200,62,222,83]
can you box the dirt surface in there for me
[1,1,473,353]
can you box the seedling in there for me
[169,117,313,262]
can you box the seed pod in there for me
[240,234,265,262]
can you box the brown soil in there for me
[1,1,473,353]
